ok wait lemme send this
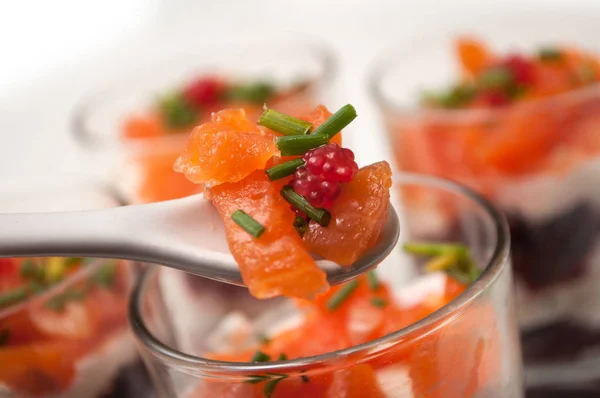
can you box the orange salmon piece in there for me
[174,109,278,186]
[303,162,393,266]
[456,37,494,77]
[326,364,386,398]
[209,171,328,299]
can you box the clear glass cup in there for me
[370,35,600,393]
[129,173,522,398]
[71,39,335,204]
[0,185,153,398]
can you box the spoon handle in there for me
[0,195,240,282]
[0,207,131,258]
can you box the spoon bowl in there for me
[0,194,400,286]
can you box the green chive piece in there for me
[301,374,310,383]
[276,134,329,156]
[277,353,288,361]
[232,210,266,238]
[370,297,388,308]
[92,263,117,288]
[538,48,563,62]
[402,242,467,257]
[403,242,481,284]
[311,104,357,140]
[64,257,82,268]
[20,259,45,282]
[367,271,380,291]
[159,94,198,129]
[0,329,9,346]
[478,67,513,90]
[0,287,29,308]
[251,350,271,362]
[327,280,360,311]
[265,158,305,181]
[293,216,308,237]
[425,252,459,273]
[280,186,331,227]
[264,376,287,398]
[421,84,476,109]
[246,375,270,384]
[45,288,88,312]
[224,82,275,104]
[258,108,312,136]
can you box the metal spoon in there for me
[0,194,400,287]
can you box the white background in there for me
[1,0,599,191]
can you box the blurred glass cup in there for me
[0,185,153,398]
[370,35,600,389]
[129,173,522,398]
[72,40,335,204]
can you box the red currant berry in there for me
[290,143,358,209]
[182,77,224,108]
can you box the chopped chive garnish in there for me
[45,288,87,312]
[293,216,308,237]
[258,108,312,136]
[64,257,82,268]
[277,353,288,361]
[538,48,562,62]
[224,82,275,104]
[327,280,359,311]
[251,350,271,362]
[276,134,330,156]
[0,329,9,346]
[264,375,287,398]
[92,263,117,288]
[311,104,357,140]
[159,94,198,129]
[425,252,459,273]
[301,374,310,383]
[265,158,305,181]
[20,260,44,282]
[421,84,476,109]
[0,286,29,308]
[232,210,266,238]
[402,242,467,257]
[367,271,380,291]
[370,297,388,308]
[246,375,270,384]
[281,186,331,227]
[478,67,513,90]
[403,242,481,284]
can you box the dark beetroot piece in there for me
[508,203,600,290]
[522,321,600,363]
[527,385,600,398]
[100,361,155,398]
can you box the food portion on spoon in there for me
[172,104,393,299]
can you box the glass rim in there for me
[0,184,127,320]
[71,38,336,150]
[369,43,600,122]
[129,171,510,376]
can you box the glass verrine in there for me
[72,39,335,204]
[129,173,522,398]
[0,185,153,398]
[371,35,600,390]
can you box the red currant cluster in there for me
[291,143,358,211]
